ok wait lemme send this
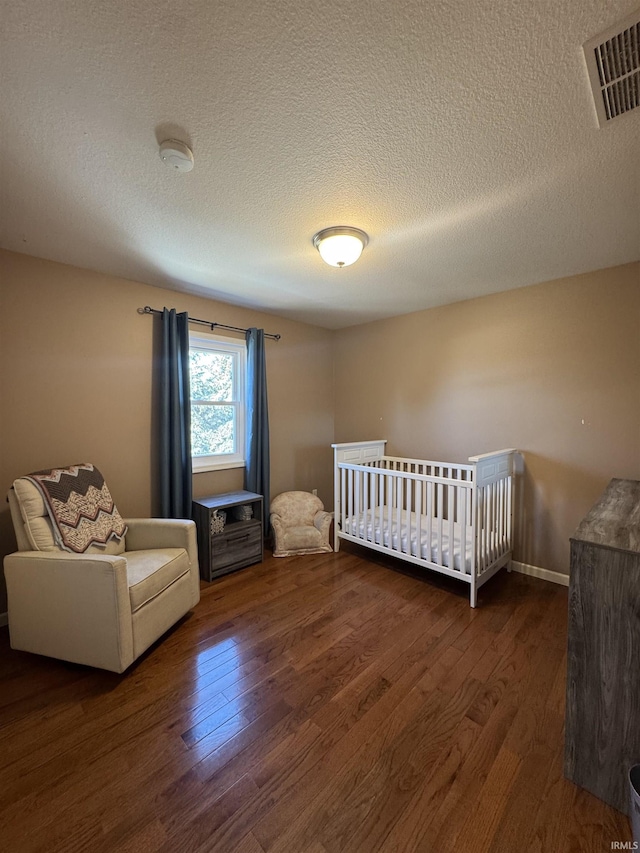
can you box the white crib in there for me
[332,440,517,607]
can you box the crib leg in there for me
[333,516,340,552]
[470,583,477,608]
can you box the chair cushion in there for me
[12,478,125,555]
[273,525,333,557]
[126,548,190,613]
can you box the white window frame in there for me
[189,331,247,473]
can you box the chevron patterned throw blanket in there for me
[25,464,127,553]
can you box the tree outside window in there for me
[189,333,246,471]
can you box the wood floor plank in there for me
[317,678,484,853]
[486,744,556,853]
[0,551,630,852]
[161,773,260,852]
[97,812,168,853]
[255,644,487,851]
[232,627,473,851]
[411,646,550,850]
[227,832,266,853]
[378,715,482,852]
[450,744,522,853]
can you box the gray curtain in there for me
[244,327,270,531]
[159,308,192,518]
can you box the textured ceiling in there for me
[1,0,639,329]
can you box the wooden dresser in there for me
[192,490,264,582]
[564,478,640,814]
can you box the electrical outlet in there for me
[312,488,318,496]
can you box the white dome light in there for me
[312,227,369,268]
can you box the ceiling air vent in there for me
[583,10,640,127]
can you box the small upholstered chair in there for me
[270,491,333,557]
[4,470,200,673]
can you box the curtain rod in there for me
[137,306,281,340]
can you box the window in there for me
[189,332,247,472]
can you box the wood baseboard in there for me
[510,560,569,587]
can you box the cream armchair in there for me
[270,491,333,557]
[4,479,200,673]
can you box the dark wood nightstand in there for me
[192,490,263,582]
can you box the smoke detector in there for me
[583,11,640,127]
[159,139,194,172]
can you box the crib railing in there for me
[337,459,475,578]
[469,449,515,578]
[474,477,512,575]
[375,455,474,482]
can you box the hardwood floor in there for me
[0,548,632,852]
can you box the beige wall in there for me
[0,250,335,612]
[1,252,638,615]
[334,263,640,575]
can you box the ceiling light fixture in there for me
[312,226,369,268]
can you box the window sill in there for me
[192,459,246,474]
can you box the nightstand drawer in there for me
[210,520,262,574]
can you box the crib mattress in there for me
[343,510,474,573]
